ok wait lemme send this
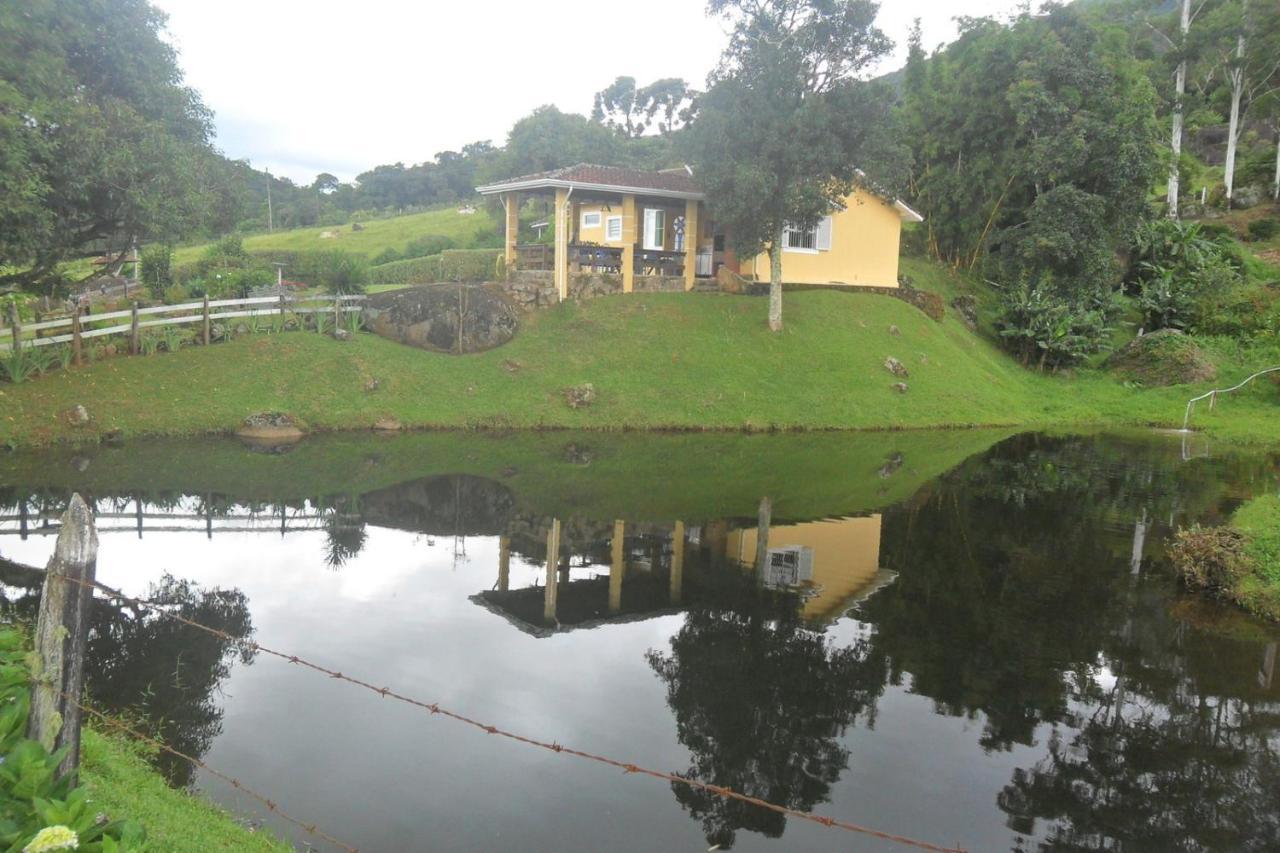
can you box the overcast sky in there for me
[152,0,1038,184]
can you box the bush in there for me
[439,249,503,283]
[294,251,367,294]
[1247,218,1279,242]
[995,277,1114,370]
[369,255,443,285]
[1170,526,1256,597]
[1128,220,1242,331]
[161,283,190,305]
[139,245,172,300]
[1107,329,1217,386]
[371,248,401,266]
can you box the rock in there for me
[1232,185,1266,209]
[102,429,124,445]
[364,284,520,353]
[884,357,910,379]
[892,382,909,394]
[564,383,597,409]
[70,455,91,472]
[563,443,594,466]
[372,417,403,432]
[878,452,904,478]
[236,411,305,442]
[211,323,227,340]
[351,222,365,232]
[333,328,352,342]
[67,405,90,426]
[888,324,901,336]
[1107,329,1217,387]
[951,295,978,330]
[364,378,381,393]
[234,323,249,336]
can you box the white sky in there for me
[151,0,1038,184]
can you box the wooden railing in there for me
[1,294,365,354]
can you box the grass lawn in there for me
[1,284,1276,448]
[1231,495,1280,619]
[81,731,291,852]
[171,205,496,266]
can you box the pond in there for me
[1,429,1279,852]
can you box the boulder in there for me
[372,417,403,432]
[363,284,519,354]
[951,295,978,330]
[1232,185,1267,209]
[66,405,90,426]
[333,328,352,342]
[236,412,305,442]
[892,382,909,394]
[884,357,910,378]
[1107,329,1217,387]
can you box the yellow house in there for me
[476,164,922,300]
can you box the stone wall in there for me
[568,272,624,300]
[632,275,687,293]
[502,271,558,311]
[363,283,520,354]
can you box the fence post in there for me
[8,302,21,355]
[278,293,287,325]
[71,311,83,366]
[333,296,342,334]
[202,295,211,346]
[28,494,98,782]
[129,302,140,355]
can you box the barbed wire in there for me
[55,688,358,853]
[55,570,967,853]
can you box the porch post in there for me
[553,188,570,301]
[609,520,625,613]
[544,518,561,623]
[670,521,685,605]
[503,192,520,270]
[683,200,700,291]
[621,194,637,294]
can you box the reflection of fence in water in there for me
[0,496,328,539]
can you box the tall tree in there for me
[0,0,217,293]
[686,0,901,332]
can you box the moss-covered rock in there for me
[1108,329,1217,387]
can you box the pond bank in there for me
[1,291,1276,449]
[1174,495,1280,621]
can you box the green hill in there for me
[171,205,497,266]
[2,257,1275,447]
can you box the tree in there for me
[686,0,901,332]
[592,76,696,137]
[312,172,341,194]
[0,0,217,294]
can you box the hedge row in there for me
[368,249,504,284]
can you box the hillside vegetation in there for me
[1,258,1276,447]
[171,206,497,267]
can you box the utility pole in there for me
[266,169,274,233]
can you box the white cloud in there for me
[152,0,1036,183]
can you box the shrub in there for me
[439,249,503,283]
[1107,329,1217,386]
[139,245,172,300]
[161,283,190,305]
[1128,219,1242,331]
[995,277,1114,370]
[371,248,401,266]
[369,255,443,285]
[1247,218,1279,243]
[1170,526,1255,597]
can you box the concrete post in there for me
[621,194,637,294]
[544,518,561,623]
[553,188,570,301]
[504,192,520,270]
[683,200,700,291]
[498,535,510,592]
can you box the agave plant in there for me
[160,326,187,353]
[0,350,39,383]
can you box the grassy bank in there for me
[2,280,1276,448]
[1173,495,1280,621]
[0,627,286,852]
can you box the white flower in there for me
[23,825,79,852]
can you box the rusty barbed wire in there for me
[56,570,967,853]
[56,689,358,853]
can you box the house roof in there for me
[476,162,924,221]
[476,163,704,201]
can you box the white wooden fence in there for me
[1,294,366,355]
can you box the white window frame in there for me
[605,215,622,242]
[643,208,666,251]
[580,211,603,229]
[782,216,832,254]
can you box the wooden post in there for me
[333,296,342,334]
[135,495,143,539]
[129,302,141,355]
[544,518,561,624]
[29,494,98,782]
[71,311,82,366]
[10,302,23,355]
[18,498,29,541]
[203,295,211,345]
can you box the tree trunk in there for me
[1224,21,1247,205]
[1167,0,1191,217]
[1274,126,1280,202]
[768,227,784,332]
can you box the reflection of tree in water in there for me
[647,577,885,849]
[86,574,255,787]
[322,496,367,569]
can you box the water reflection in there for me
[1,431,1278,851]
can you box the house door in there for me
[643,208,665,251]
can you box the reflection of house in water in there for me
[473,513,894,636]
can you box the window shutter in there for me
[815,216,833,251]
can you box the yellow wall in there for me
[746,189,903,288]
[724,515,883,624]
[576,201,690,251]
